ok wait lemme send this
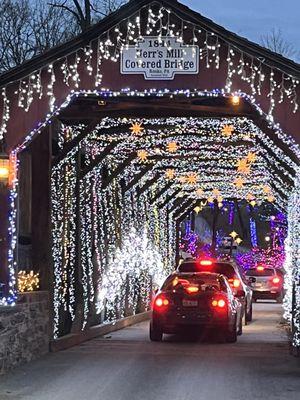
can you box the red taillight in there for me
[211,298,227,309]
[154,297,169,308]
[272,277,280,284]
[185,286,199,294]
[257,265,265,271]
[228,278,241,288]
[199,259,213,266]
[233,278,240,288]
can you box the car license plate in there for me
[182,299,198,307]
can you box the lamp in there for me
[0,153,9,186]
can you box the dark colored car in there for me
[150,272,243,343]
[245,266,284,302]
[177,259,253,324]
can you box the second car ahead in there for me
[150,272,243,343]
[245,266,284,302]
[177,258,253,324]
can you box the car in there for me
[245,266,284,303]
[177,258,253,324]
[150,272,243,343]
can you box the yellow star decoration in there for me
[207,196,214,204]
[221,125,234,137]
[194,206,202,214]
[212,188,220,197]
[234,177,245,189]
[235,238,243,245]
[247,152,257,163]
[130,122,144,135]
[230,231,238,239]
[262,185,271,194]
[178,176,187,184]
[166,141,179,153]
[246,193,255,202]
[186,172,198,185]
[165,169,175,180]
[195,188,204,197]
[237,158,251,174]
[267,195,275,203]
[137,149,148,162]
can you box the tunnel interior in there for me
[13,91,299,339]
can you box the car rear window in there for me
[178,262,236,279]
[162,274,221,292]
[246,268,274,277]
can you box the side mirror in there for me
[236,289,245,298]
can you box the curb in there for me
[50,311,151,352]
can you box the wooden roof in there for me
[0,0,299,87]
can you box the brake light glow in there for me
[212,299,226,308]
[233,278,241,288]
[272,277,280,284]
[228,278,241,288]
[257,265,265,271]
[199,260,213,266]
[185,286,199,294]
[155,297,169,307]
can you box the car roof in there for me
[172,271,224,280]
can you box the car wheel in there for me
[276,292,284,303]
[150,322,163,342]
[226,318,238,343]
[246,302,253,322]
[237,316,243,336]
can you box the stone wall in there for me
[0,291,50,374]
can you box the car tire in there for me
[237,317,243,336]
[226,318,238,343]
[246,302,253,322]
[276,292,284,303]
[150,322,163,342]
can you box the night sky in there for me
[181,0,299,60]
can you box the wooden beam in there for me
[102,153,137,189]
[137,173,161,197]
[158,189,182,209]
[173,198,196,220]
[80,140,121,178]
[123,163,155,193]
[150,181,174,204]
[52,119,99,166]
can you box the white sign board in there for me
[121,37,199,80]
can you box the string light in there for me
[0,5,297,351]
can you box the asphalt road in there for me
[0,303,299,400]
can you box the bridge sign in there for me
[121,37,199,80]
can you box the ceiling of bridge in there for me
[54,104,298,211]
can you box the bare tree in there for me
[49,0,126,32]
[0,0,77,72]
[260,28,297,59]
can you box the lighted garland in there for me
[284,170,300,351]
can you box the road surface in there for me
[0,303,299,400]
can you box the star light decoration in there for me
[137,149,148,162]
[186,172,198,185]
[237,158,251,174]
[234,177,245,189]
[221,125,234,137]
[247,152,257,163]
[166,141,179,153]
[165,169,175,180]
[195,188,204,197]
[130,122,144,136]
